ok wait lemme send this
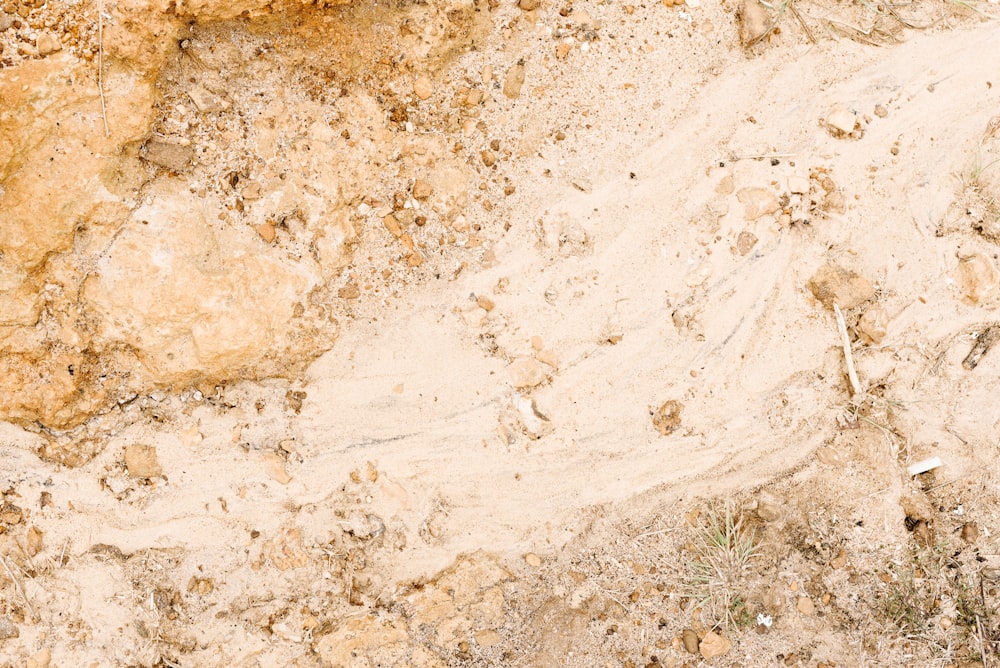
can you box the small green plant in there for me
[684,504,760,630]
[883,573,931,633]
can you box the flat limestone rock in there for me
[81,180,322,384]
[140,141,194,172]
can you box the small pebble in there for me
[652,400,683,436]
[35,32,61,56]
[736,230,758,256]
[796,596,815,615]
[262,452,292,484]
[524,552,542,567]
[475,629,502,646]
[959,253,998,304]
[699,630,731,658]
[681,628,699,654]
[857,306,888,344]
[412,179,434,201]
[826,105,859,136]
[413,74,434,100]
[508,357,547,388]
[255,223,276,243]
[736,187,780,220]
[0,616,18,640]
[737,0,770,45]
[504,61,526,99]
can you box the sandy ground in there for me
[4,0,1000,665]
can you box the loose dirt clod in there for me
[808,263,875,310]
[653,400,684,435]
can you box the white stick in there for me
[98,0,109,137]
[834,303,863,397]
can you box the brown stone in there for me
[25,526,43,556]
[412,179,434,201]
[962,523,980,544]
[518,0,540,9]
[383,213,403,238]
[0,503,22,525]
[124,444,162,478]
[254,223,276,243]
[338,284,361,299]
[681,628,700,654]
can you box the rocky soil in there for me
[3,0,1000,665]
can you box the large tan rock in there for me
[82,180,324,384]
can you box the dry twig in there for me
[834,303,863,397]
